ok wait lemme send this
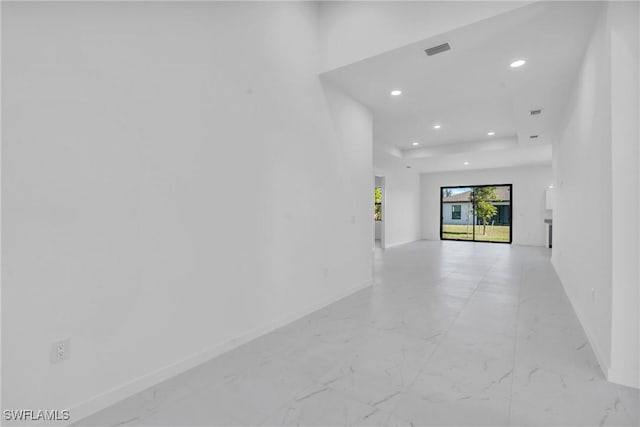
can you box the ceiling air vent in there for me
[425,43,451,56]
[530,109,542,116]
[530,135,539,139]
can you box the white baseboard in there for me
[550,258,610,381]
[384,239,418,249]
[608,367,640,389]
[552,259,640,390]
[69,279,372,425]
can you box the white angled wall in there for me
[2,2,373,421]
[553,1,639,389]
[381,170,421,248]
[420,165,553,246]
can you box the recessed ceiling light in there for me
[548,185,554,189]
[391,89,402,96]
[510,59,526,68]
[412,141,420,146]
[433,124,441,129]
[487,131,496,136]
[463,161,469,166]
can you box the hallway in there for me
[77,242,638,426]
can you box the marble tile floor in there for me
[76,241,639,426]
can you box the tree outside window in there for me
[374,187,383,221]
[473,186,500,234]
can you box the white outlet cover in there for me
[50,338,71,364]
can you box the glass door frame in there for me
[439,183,513,244]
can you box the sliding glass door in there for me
[440,184,512,244]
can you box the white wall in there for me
[2,2,373,422]
[553,1,639,389]
[421,165,552,246]
[318,1,531,71]
[375,218,382,240]
[383,170,421,248]
[608,1,639,389]
[553,4,613,376]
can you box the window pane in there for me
[374,187,382,204]
[473,185,511,243]
[441,188,473,240]
[374,187,383,221]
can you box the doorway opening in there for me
[374,176,385,248]
[440,184,512,244]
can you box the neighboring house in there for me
[442,187,511,225]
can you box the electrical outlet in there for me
[50,339,70,364]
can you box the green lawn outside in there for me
[442,224,510,243]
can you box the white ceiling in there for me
[321,1,601,173]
